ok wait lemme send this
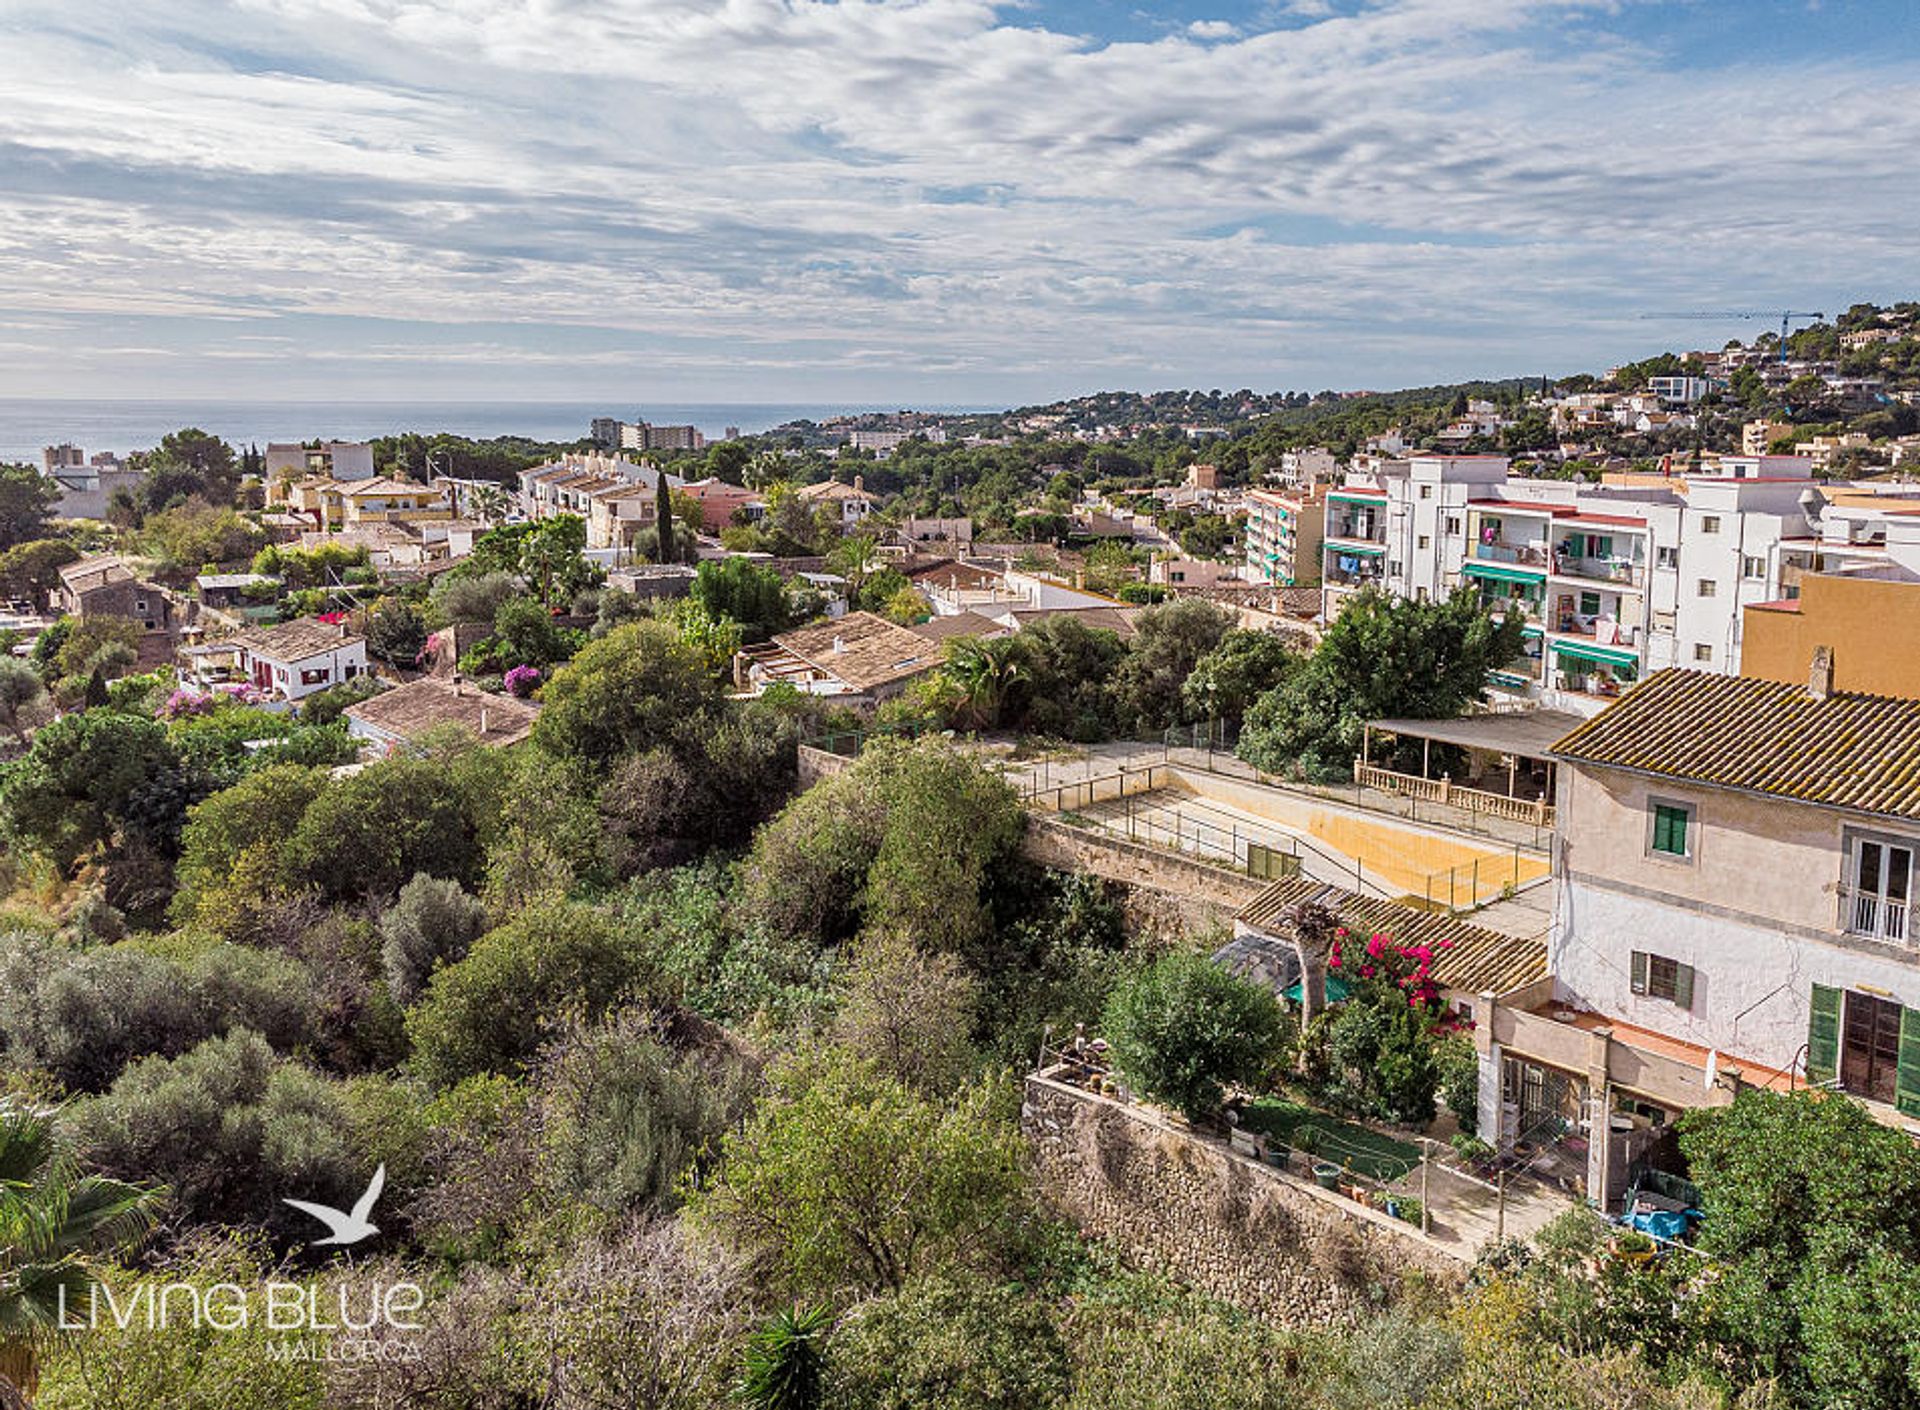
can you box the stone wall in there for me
[796,743,854,789]
[1022,1073,1466,1325]
[1020,815,1268,928]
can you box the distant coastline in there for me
[0,398,1000,463]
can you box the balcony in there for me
[1551,546,1645,589]
[1472,540,1550,569]
[1841,884,1911,945]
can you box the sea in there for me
[0,399,1000,463]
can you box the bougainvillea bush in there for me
[1320,928,1460,1125]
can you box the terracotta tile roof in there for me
[772,611,938,691]
[1007,605,1143,639]
[909,610,1007,643]
[58,554,133,589]
[1236,875,1547,997]
[345,677,538,747]
[1549,667,1920,820]
[230,617,366,661]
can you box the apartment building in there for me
[619,421,706,453]
[1312,453,1892,712]
[265,441,376,481]
[1242,487,1324,587]
[1741,419,1792,456]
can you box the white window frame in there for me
[1844,831,1916,944]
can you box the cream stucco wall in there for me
[1553,763,1920,1072]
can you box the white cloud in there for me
[0,0,1913,399]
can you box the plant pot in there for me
[1383,1198,1401,1219]
[1313,1161,1341,1190]
[1265,1143,1291,1170]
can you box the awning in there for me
[1463,561,1547,585]
[1328,491,1385,505]
[1551,639,1640,670]
[1328,541,1385,556]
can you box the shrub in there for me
[1102,951,1289,1120]
[687,1050,1028,1298]
[69,1030,361,1238]
[827,1275,1071,1410]
[0,932,314,1092]
[405,902,659,1088]
[379,872,491,1007]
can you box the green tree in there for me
[153,428,238,503]
[687,1050,1027,1297]
[379,872,490,1006]
[0,658,48,744]
[691,558,795,642]
[1180,628,1298,724]
[1103,951,1289,1119]
[1106,597,1235,733]
[0,540,79,605]
[935,635,1028,730]
[0,1098,160,1402]
[282,757,480,901]
[0,712,182,874]
[532,621,719,761]
[360,596,427,666]
[1239,589,1523,781]
[0,466,61,552]
[655,472,676,563]
[1679,1089,1920,1405]
[169,764,328,933]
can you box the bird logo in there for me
[283,1165,386,1247]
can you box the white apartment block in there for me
[265,441,376,481]
[1242,488,1324,587]
[1317,452,1920,715]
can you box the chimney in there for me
[1809,644,1834,700]
[853,474,865,493]
[338,619,349,639]
[833,635,845,654]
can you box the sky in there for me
[0,0,1916,406]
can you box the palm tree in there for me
[941,636,1027,731]
[0,1100,161,1403]
[468,485,511,527]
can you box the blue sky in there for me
[0,0,1916,405]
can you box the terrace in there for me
[1550,527,1646,589]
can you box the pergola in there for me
[1361,710,1585,800]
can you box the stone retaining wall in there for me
[796,743,854,789]
[1022,1072,1466,1325]
[1020,815,1267,926]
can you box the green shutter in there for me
[1897,1007,1920,1119]
[1807,984,1842,1086]
[1630,950,1649,996]
[1672,964,1695,1012]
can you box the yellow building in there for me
[1743,571,1920,699]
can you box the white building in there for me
[226,618,370,700]
[265,441,376,481]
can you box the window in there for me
[1650,801,1693,859]
[1631,951,1695,1009]
[1697,579,1717,598]
[1701,515,1721,534]
[1578,590,1602,616]
[1743,556,1767,580]
[134,597,148,612]
[1445,516,1461,536]
[1656,546,1678,569]
[1419,485,1433,500]
[299,667,331,686]
[1693,643,1713,662]
[1847,835,1914,943]
[1388,561,1402,577]
[1417,534,1430,550]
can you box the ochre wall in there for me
[1743,575,1920,699]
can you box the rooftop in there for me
[772,611,937,691]
[230,617,366,661]
[344,677,538,748]
[1550,668,1920,820]
[1235,875,1548,997]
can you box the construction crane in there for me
[1644,310,1825,363]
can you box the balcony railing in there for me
[1551,551,1644,588]
[1473,541,1549,568]
[1327,518,1383,542]
[1842,885,1911,944]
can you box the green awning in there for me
[1328,541,1385,556]
[1463,560,1547,585]
[1328,491,1384,505]
[1520,625,1544,639]
[1551,639,1640,670]
[1283,975,1353,1005]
